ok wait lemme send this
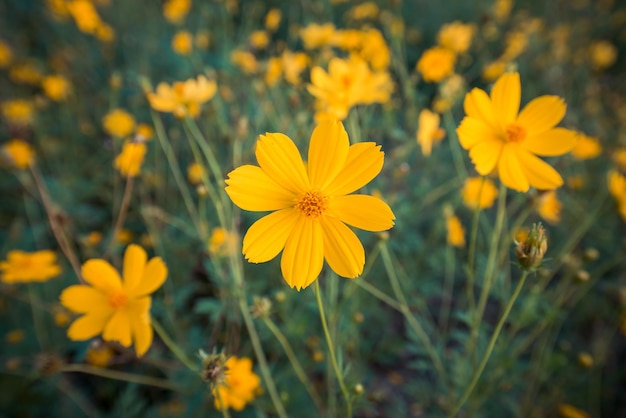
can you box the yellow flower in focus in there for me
[537,190,561,224]
[590,40,617,70]
[557,403,590,418]
[147,75,217,118]
[135,123,154,141]
[208,227,237,257]
[0,40,13,68]
[9,62,43,85]
[0,250,61,283]
[172,31,193,55]
[230,50,259,74]
[571,134,601,160]
[60,245,167,357]
[41,75,71,101]
[187,162,205,184]
[163,0,191,24]
[347,2,379,20]
[225,120,395,290]
[462,177,498,209]
[213,356,261,411]
[445,213,465,248]
[437,21,475,54]
[2,139,35,169]
[103,109,136,138]
[482,60,507,82]
[416,46,456,83]
[2,100,35,126]
[416,109,445,156]
[115,142,146,178]
[86,343,114,367]
[249,30,270,49]
[456,72,577,192]
[300,23,336,49]
[67,0,102,34]
[264,8,282,31]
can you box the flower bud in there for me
[515,223,548,271]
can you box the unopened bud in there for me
[354,383,364,395]
[515,223,548,271]
[250,296,272,318]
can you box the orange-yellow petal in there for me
[456,117,500,150]
[243,208,300,263]
[122,244,147,292]
[491,72,520,128]
[516,148,564,190]
[60,285,108,313]
[328,195,395,231]
[469,139,503,175]
[323,142,384,196]
[102,310,132,347]
[67,310,113,341]
[498,144,529,192]
[521,127,577,156]
[225,165,297,211]
[280,217,324,290]
[255,133,309,194]
[308,120,349,190]
[516,95,566,136]
[129,297,152,356]
[463,87,498,131]
[81,259,122,293]
[134,257,167,296]
[320,216,364,278]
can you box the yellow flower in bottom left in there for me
[60,245,167,357]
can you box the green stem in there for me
[184,117,225,185]
[60,364,180,391]
[466,177,486,316]
[214,387,232,418]
[448,270,529,417]
[314,280,352,418]
[443,111,468,180]
[28,284,47,348]
[152,318,199,372]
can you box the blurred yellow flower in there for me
[608,170,626,221]
[416,46,456,83]
[41,75,71,101]
[457,72,577,192]
[147,75,217,118]
[590,40,617,70]
[416,109,445,156]
[264,8,282,31]
[54,308,71,327]
[115,142,146,178]
[135,123,154,141]
[571,134,601,160]
[117,229,133,244]
[357,28,391,70]
[281,50,310,85]
[557,403,590,418]
[613,148,626,171]
[249,30,270,49]
[566,175,584,190]
[67,0,102,34]
[2,139,35,169]
[60,244,167,357]
[437,21,475,54]
[103,109,136,138]
[482,60,507,82]
[86,344,114,367]
[172,30,193,55]
[445,212,465,247]
[213,356,261,411]
[187,162,205,184]
[0,250,61,283]
[95,23,115,42]
[163,0,191,24]
[300,23,336,49]
[9,62,43,85]
[265,57,282,87]
[86,231,103,246]
[230,50,259,74]
[537,190,561,224]
[208,227,237,257]
[225,120,395,290]
[6,330,25,344]
[493,0,513,22]
[347,2,379,20]
[0,40,13,68]
[502,31,528,61]
[2,100,35,126]
[195,30,211,49]
[462,177,498,209]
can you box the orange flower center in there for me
[505,124,526,142]
[295,191,327,218]
[108,290,128,309]
[341,75,353,88]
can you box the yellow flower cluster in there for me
[265,50,310,87]
[147,75,217,118]
[0,250,61,283]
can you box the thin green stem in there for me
[60,364,180,391]
[28,284,47,348]
[443,111,468,180]
[466,177,486,316]
[440,244,455,336]
[184,117,224,185]
[152,318,199,372]
[353,279,402,311]
[448,270,529,417]
[314,280,352,418]
[214,387,232,418]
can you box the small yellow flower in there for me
[135,123,154,141]
[60,244,167,357]
[6,330,25,344]
[437,21,475,54]
[347,2,379,20]
[0,40,13,68]
[300,23,336,49]
[195,30,211,49]
[117,229,134,244]
[281,50,310,85]
[445,212,465,248]
[416,46,456,83]
[0,250,61,283]
[86,231,103,246]
[41,75,71,101]
[114,141,147,177]
[249,30,270,49]
[608,170,626,221]
[230,50,259,74]
[172,30,193,55]
[212,356,262,411]
[482,60,507,82]
[502,31,528,61]
[163,0,191,24]
[614,148,626,171]
[577,352,593,368]
[2,99,35,126]
[571,134,601,160]
[187,162,205,185]
[590,40,617,70]
[566,175,584,190]
[208,227,237,257]
[537,191,561,224]
[147,75,217,118]
[264,8,282,31]
[2,139,35,169]
[67,0,102,34]
[416,109,445,156]
[95,23,115,42]
[557,403,590,418]
[9,62,43,85]
[86,343,114,367]
[494,0,513,22]
[103,109,136,138]
[461,177,498,209]
[265,57,282,87]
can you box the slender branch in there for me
[60,364,180,391]
[152,318,199,372]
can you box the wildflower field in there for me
[1,0,625,416]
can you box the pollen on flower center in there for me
[505,124,526,142]
[108,290,128,309]
[295,191,327,218]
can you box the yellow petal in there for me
[280,217,324,290]
[308,120,349,190]
[103,311,132,347]
[456,117,501,150]
[225,165,297,211]
[320,216,364,278]
[328,195,395,231]
[323,143,384,196]
[81,259,122,293]
[129,297,152,357]
[463,87,498,131]
[255,133,310,195]
[60,285,108,313]
[498,144,529,192]
[515,95,566,136]
[134,257,167,296]
[516,148,564,190]
[490,72,520,128]
[469,139,503,175]
[122,244,147,293]
[243,209,300,263]
[67,310,113,341]
[521,128,577,156]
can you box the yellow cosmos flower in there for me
[208,227,237,257]
[446,214,465,247]
[457,72,577,192]
[171,30,193,55]
[103,108,136,138]
[60,244,167,357]
[0,40,13,68]
[589,40,617,70]
[300,23,336,49]
[416,46,456,83]
[9,62,43,85]
[230,50,259,74]
[2,99,35,126]
[86,343,114,367]
[2,139,35,169]
[41,75,71,101]
[67,0,102,34]
[114,141,147,177]
[461,177,498,209]
[571,133,601,160]
[163,0,191,24]
[608,170,626,221]
[437,21,475,54]
[147,75,217,118]
[537,190,561,224]
[187,162,205,185]
[249,30,270,49]
[264,8,282,31]
[225,120,395,290]
[213,356,261,411]
[0,250,61,283]
[416,109,445,156]
[557,403,590,418]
